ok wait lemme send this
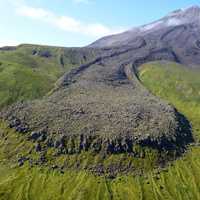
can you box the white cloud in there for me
[17,5,50,19]
[16,4,123,38]
[55,16,81,32]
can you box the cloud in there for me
[16,4,124,38]
[17,5,50,19]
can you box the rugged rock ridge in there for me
[1,6,198,155]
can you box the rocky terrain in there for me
[0,7,200,175]
[0,6,200,200]
[1,6,200,157]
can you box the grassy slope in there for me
[0,61,200,199]
[0,46,61,108]
[138,61,200,199]
[139,61,200,141]
[0,44,95,108]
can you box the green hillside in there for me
[0,45,98,108]
[139,61,200,142]
[0,60,199,199]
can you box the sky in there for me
[0,0,200,47]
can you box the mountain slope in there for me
[0,44,103,108]
[1,6,200,168]
[90,6,200,49]
[0,5,200,200]
[0,61,199,200]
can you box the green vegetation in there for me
[0,44,97,108]
[0,121,163,178]
[0,60,200,199]
[0,148,200,200]
[139,61,200,141]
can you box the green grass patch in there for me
[139,61,200,140]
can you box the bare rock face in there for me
[1,6,198,154]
